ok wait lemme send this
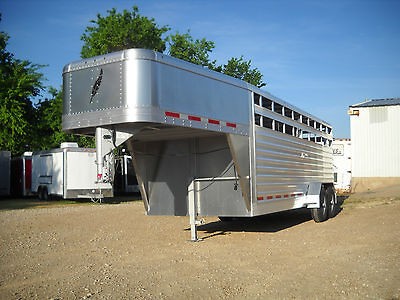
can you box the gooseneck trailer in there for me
[63,49,336,240]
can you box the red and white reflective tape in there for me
[257,192,303,201]
[165,111,180,118]
[164,111,237,128]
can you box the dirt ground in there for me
[0,191,399,299]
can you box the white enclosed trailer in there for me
[31,143,113,200]
[332,139,351,192]
[63,49,336,240]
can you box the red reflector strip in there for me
[208,119,220,125]
[188,115,201,122]
[258,193,303,201]
[165,111,180,118]
[165,111,237,130]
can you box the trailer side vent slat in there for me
[252,93,332,146]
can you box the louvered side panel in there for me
[254,126,333,213]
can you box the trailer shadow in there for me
[102,193,142,204]
[196,209,313,238]
[196,200,346,239]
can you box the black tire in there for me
[311,186,329,223]
[326,185,337,218]
[42,187,49,201]
[38,187,43,200]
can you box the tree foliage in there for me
[80,6,266,87]
[0,23,44,155]
[221,56,266,88]
[34,88,94,150]
[81,6,169,58]
[167,31,217,68]
[1,15,93,156]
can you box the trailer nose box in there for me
[63,49,250,135]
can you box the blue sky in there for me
[1,0,399,138]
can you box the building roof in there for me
[350,98,400,108]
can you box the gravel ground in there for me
[0,195,399,299]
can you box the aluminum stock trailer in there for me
[63,49,336,240]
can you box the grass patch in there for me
[0,195,141,211]
[342,194,400,209]
[0,198,91,211]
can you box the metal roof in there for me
[350,98,400,108]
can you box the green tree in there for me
[166,32,266,87]
[221,56,266,88]
[0,20,44,155]
[81,6,169,58]
[79,6,267,88]
[34,88,94,149]
[167,31,217,68]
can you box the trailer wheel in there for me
[311,186,329,222]
[326,185,336,218]
[41,187,49,201]
[37,187,43,200]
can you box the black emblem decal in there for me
[90,68,103,103]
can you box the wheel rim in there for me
[322,194,328,212]
[320,188,328,219]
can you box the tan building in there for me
[348,98,400,192]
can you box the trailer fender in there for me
[305,182,322,209]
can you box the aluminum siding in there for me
[253,127,333,215]
[350,105,400,177]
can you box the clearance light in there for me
[347,109,359,116]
